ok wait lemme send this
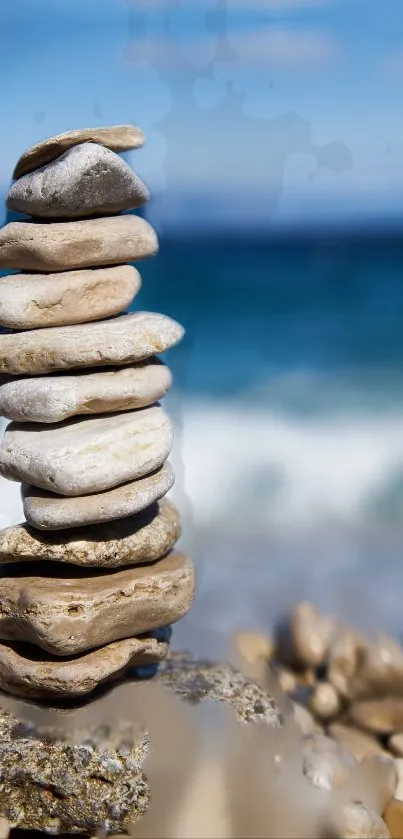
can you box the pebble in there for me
[8,143,149,218]
[0,311,183,375]
[0,359,172,423]
[302,733,356,790]
[309,681,341,721]
[0,497,180,567]
[349,699,403,736]
[393,758,403,801]
[389,734,403,758]
[0,551,195,655]
[329,723,389,762]
[384,799,403,839]
[22,462,175,530]
[335,802,390,838]
[0,215,158,271]
[0,265,140,330]
[348,635,403,700]
[275,601,335,669]
[0,632,170,699]
[0,406,172,496]
[13,124,145,178]
[328,626,368,699]
[234,631,274,665]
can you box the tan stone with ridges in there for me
[0,499,180,567]
[0,551,195,656]
[0,215,158,272]
[13,124,145,179]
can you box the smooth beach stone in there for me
[0,359,172,424]
[0,311,183,375]
[274,601,336,669]
[329,723,389,762]
[384,799,403,839]
[13,124,145,179]
[349,699,403,736]
[0,406,172,496]
[347,635,403,700]
[22,463,175,531]
[328,627,368,699]
[389,733,403,758]
[0,215,158,272]
[0,265,140,330]
[0,551,195,656]
[8,143,149,218]
[302,733,357,791]
[309,681,341,721]
[335,803,391,839]
[0,654,281,836]
[0,632,170,700]
[0,498,180,567]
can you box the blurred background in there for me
[2,0,403,653]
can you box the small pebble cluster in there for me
[0,125,195,700]
[237,603,403,838]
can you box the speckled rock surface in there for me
[0,552,195,656]
[0,498,180,566]
[22,464,175,530]
[8,143,149,218]
[0,406,173,496]
[0,359,171,423]
[0,216,158,272]
[0,312,183,375]
[0,630,171,700]
[0,654,282,834]
[0,265,140,331]
[13,124,145,178]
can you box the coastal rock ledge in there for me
[0,654,282,835]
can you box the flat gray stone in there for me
[0,551,195,655]
[8,143,149,219]
[0,653,282,834]
[0,630,170,700]
[0,498,180,566]
[0,215,158,272]
[0,265,140,330]
[22,463,175,530]
[0,406,172,496]
[13,124,145,178]
[0,311,184,375]
[0,359,172,423]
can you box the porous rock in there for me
[0,265,140,330]
[0,551,195,656]
[0,359,171,424]
[0,215,158,272]
[0,631,171,699]
[0,311,183,375]
[0,406,173,496]
[13,124,145,178]
[8,143,149,218]
[22,463,175,531]
[0,654,282,834]
[0,498,179,567]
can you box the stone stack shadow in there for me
[0,125,195,700]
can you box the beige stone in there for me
[274,601,336,669]
[22,463,174,530]
[8,143,149,219]
[328,626,368,699]
[302,732,356,790]
[348,635,403,700]
[0,632,170,700]
[384,798,403,839]
[309,681,341,721]
[389,734,403,758]
[13,124,145,179]
[0,360,172,423]
[233,631,274,665]
[0,311,183,375]
[335,802,390,838]
[349,699,403,736]
[394,758,403,802]
[0,819,9,839]
[0,406,172,496]
[0,215,158,272]
[0,551,195,656]
[0,265,140,331]
[329,723,389,762]
[0,498,179,567]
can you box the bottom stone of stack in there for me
[0,627,171,700]
[0,551,195,656]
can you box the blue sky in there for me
[1,0,403,231]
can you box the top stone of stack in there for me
[12,124,145,178]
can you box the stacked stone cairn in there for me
[0,125,195,700]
